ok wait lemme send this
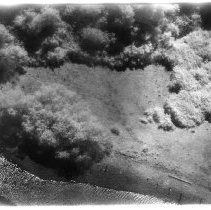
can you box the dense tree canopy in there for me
[0,4,205,71]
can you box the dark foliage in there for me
[80,27,111,54]
[0,84,112,178]
[0,4,202,71]
[61,5,103,33]
[200,4,211,30]
[13,7,62,54]
[110,128,120,136]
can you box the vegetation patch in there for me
[0,83,112,178]
[146,28,211,130]
[144,107,174,131]
[152,41,202,71]
[181,30,211,61]
[0,24,28,83]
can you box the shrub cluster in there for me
[119,43,154,70]
[35,27,78,68]
[152,40,202,71]
[181,30,211,62]
[147,28,211,130]
[62,5,103,33]
[13,7,63,53]
[143,107,174,131]
[0,83,112,177]
[0,24,14,48]
[0,24,29,83]
[80,27,113,55]
[164,86,211,128]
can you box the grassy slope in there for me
[13,62,211,204]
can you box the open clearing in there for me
[1,63,207,204]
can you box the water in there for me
[1,149,173,204]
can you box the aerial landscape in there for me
[0,2,211,205]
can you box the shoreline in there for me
[1,146,210,205]
[0,155,168,205]
[76,152,210,204]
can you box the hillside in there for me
[14,62,211,204]
[0,3,211,205]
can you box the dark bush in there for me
[121,43,153,69]
[175,14,201,38]
[199,4,211,30]
[110,128,120,136]
[62,5,103,32]
[13,7,63,54]
[0,24,14,48]
[67,50,111,68]
[100,5,134,54]
[0,25,29,83]
[80,27,112,55]
[151,49,175,71]
[168,82,181,94]
[157,4,201,42]
[0,84,112,178]
[0,45,29,83]
[133,5,164,45]
[31,7,62,36]
[35,27,78,68]
[0,108,24,148]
